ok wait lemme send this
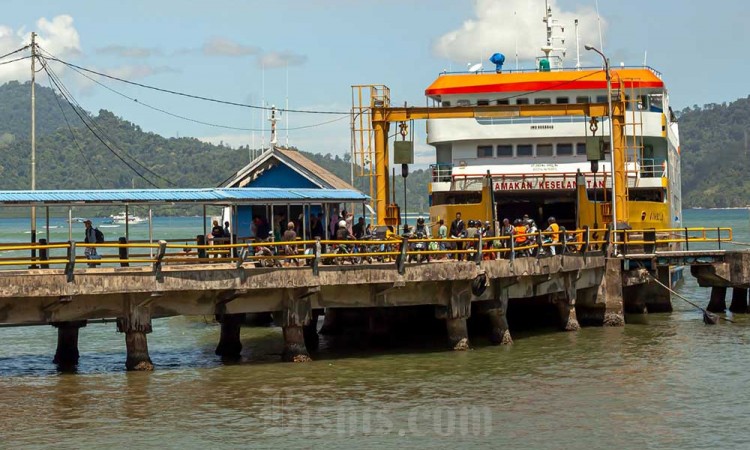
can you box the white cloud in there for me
[433,0,604,66]
[257,51,308,69]
[0,14,80,83]
[202,37,259,57]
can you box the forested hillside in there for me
[678,97,750,207]
[0,81,747,210]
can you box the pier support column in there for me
[274,288,313,362]
[485,282,512,345]
[707,286,727,313]
[554,273,580,331]
[319,308,342,335]
[436,281,472,350]
[578,258,625,326]
[729,288,748,314]
[644,266,673,313]
[117,295,154,371]
[52,320,87,368]
[215,313,244,358]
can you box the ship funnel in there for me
[489,53,506,73]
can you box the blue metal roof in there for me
[0,188,368,206]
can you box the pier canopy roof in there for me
[0,187,368,207]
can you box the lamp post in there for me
[585,44,617,250]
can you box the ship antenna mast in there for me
[541,0,567,70]
[575,19,581,70]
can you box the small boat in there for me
[109,212,148,225]
[71,217,87,223]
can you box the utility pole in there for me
[30,32,37,266]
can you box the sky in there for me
[0,0,748,165]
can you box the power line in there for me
[42,61,165,188]
[0,45,30,61]
[56,57,349,132]
[41,49,349,115]
[44,72,104,189]
[41,55,178,187]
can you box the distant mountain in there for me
[679,97,750,207]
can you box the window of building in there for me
[441,101,451,107]
[457,99,470,107]
[497,144,513,157]
[557,143,573,156]
[477,99,490,106]
[576,143,587,156]
[516,98,529,105]
[595,95,608,103]
[477,145,494,158]
[516,144,533,157]
[536,144,554,157]
[534,98,551,105]
[556,97,569,104]
[575,96,590,104]
[496,99,510,105]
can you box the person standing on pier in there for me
[450,212,465,260]
[83,219,99,267]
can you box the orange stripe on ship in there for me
[426,80,664,96]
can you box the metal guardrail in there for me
[0,227,734,273]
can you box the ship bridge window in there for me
[497,144,513,157]
[441,101,451,107]
[536,144,553,157]
[477,145,494,158]
[517,144,533,157]
[516,98,529,105]
[496,99,510,105]
[457,99,470,107]
[477,99,490,106]
[556,96,569,104]
[575,96,590,104]
[596,95,608,103]
[534,98,551,105]
[557,143,573,156]
[576,143,587,156]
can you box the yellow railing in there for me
[0,226,734,270]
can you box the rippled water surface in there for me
[0,209,749,449]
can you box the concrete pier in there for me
[215,313,244,358]
[52,320,87,367]
[435,281,472,350]
[274,289,313,362]
[576,259,625,326]
[729,288,748,314]
[116,296,154,371]
[707,286,727,313]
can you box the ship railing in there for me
[475,115,589,126]
[437,65,662,77]
[430,163,454,183]
[0,227,733,272]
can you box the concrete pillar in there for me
[215,313,244,358]
[487,308,512,345]
[52,320,87,368]
[445,317,469,350]
[554,273,580,331]
[117,296,154,371]
[729,288,748,314]
[578,258,625,325]
[486,285,512,345]
[435,281,472,350]
[707,286,727,313]
[274,289,313,362]
[645,266,673,313]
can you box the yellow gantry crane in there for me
[351,85,629,227]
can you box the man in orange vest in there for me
[545,216,561,255]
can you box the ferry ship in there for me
[424,3,681,242]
